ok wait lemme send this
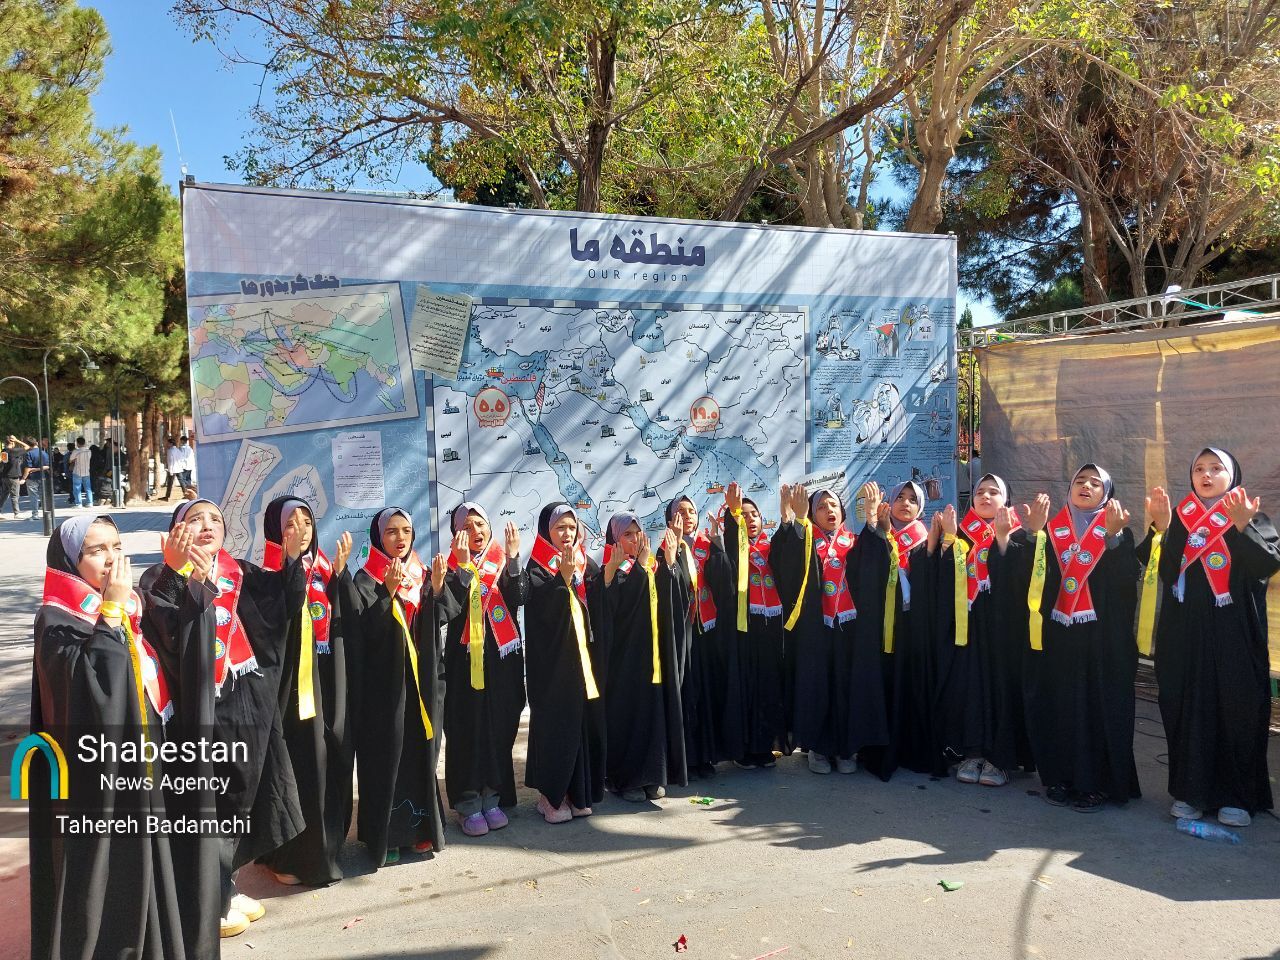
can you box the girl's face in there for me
[742,502,763,540]
[1070,469,1107,510]
[891,486,921,524]
[1192,453,1232,500]
[972,480,1006,521]
[381,515,414,559]
[619,522,645,558]
[672,499,697,536]
[76,521,123,591]
[185,504,226,554]
[812,494,842,532]
[463,512,490,554]
[550,514,577,548]
[285,508,314,552]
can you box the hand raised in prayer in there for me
[1145,487,1172,534]
[941,504,958,536]
[161,522,193,573]
[430,553,448,595]
[103,555,132,606]
[858,482,882,528]
[333,531,352,575]
[451,530,471,566]
[1222,486,1262,532]
[660,528,678,566]
[188,545,214,584]
[1104,499,1131,537]
[504,521,521,559]
[726,481,743,513]
[384,557,404,595]
[1021,494,1051,533]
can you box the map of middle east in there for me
[432,299,808,545]
[190,284,418,440]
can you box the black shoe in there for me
[1071,792,1107,813]
[1045,784,1071,807]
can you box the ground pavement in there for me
[0,503,1277,960]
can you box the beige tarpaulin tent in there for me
[976,313,1280,674]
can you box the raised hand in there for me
[790,483,810,521]
[993,505,1015,542]
[504,521,521,559]
[161,522,193,572]
[1104,499,1131,537]
[726,481,743,513]
[941,503,958,536]
[451,530,471,565]
[333,531,352,574]
[282,518,307,560]
[779,483,794,523]
[1145,487,1172,533]
[384,557,404,596]
[103,555,132,605]
[705,510,722,538]
[859,482,882,527]
[660,528,677,566]
[927,511,944,553]
[1222,486,1262,532]
[187,544,214,583]
[876,501,891,532]
[1021,493,1051,533]
[430,553,448,595]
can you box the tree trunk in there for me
[902,147,951,234]
[1079,201,1112,305]
[124,406,145,503]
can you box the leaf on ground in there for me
[690,796,716,805]
[938,880,964,892]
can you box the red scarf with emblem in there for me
[206,550,256,692]
[448,537,522,655]
[688,535,717,631]
[890,519,929,575]
[1046,506,1110,625]
[960,508,1020,608]
[533,534,588,603]
[43,568,173,721]
[265,541,334,653]
[815,526,858,626]
[363,545,425,621]
[1172,492,1235,606]
[747,533,784,617]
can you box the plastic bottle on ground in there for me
[1175,817,1241,844]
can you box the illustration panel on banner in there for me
[189,282,419,440]
[433,299,808,544]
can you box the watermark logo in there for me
[10,733,69,800]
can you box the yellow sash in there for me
[883,533,900,653]
[784,519,813,631]
[392,598,434,739]
[566,586,600,699]
[297,593,317,720]
[117,613,153,778]
[1027,530,1048,652]
[645,558,662,684]
[1136,529,1163,656]
[948,535,970,647]
[462,562,486,690]
[731,508,749,633]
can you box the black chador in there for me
[437,501,528,829]
[346,506,445,864]
[31,515,211,959]
[992,465,1141,809]
[256,496,352,886]
[1141,449,1279,818]
[523,503,607,819]
[140,498,306,924]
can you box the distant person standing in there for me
[69,438,92,508]
[176,435,196,496]
[0,435,28,519]
[164,437,180,500]
[21,436,49,520]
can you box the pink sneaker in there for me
[483,807,509,830]
[461,813,489,837]
[536,795,572,824]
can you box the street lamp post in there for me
[42,344,97,532]
[0,376,47,533]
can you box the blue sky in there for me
[88,1,995,323]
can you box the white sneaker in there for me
[956,759,982,784]
[979,762,1008,787]
[835,756,857,775]
[1217,806,1251,828]
[229,893,264,922]
[220,909,250,938]
[807,750,832,775]
[1169,800,1202,820]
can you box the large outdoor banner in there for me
[181,183,957,562]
